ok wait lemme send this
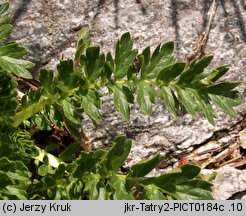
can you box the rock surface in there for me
[213,166,246,200]
[8,0,246,199]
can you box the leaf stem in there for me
[34,146,64,168]
[11,97,53,127]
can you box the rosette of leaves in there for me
[0,2,241,200]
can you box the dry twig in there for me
[186,0,218,68]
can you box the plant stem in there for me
[34,146,64,168]
[11,97,53,127]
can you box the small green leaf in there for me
[180,164,201,178]
[46,105,63,128]
[45,143,60,153]
[0,172,13,189]
[0,16,11,26]
[129,153,164,178]
[33,114,51,130]
[61,99,80,124]
[206,65,230,83]
[82,92,101,123]
[176,87,197,116]
[101,136,132,173]
[103,52,114,79]
[141,42,175,79]
[73,150,105,178]
[122,85,134,103]
[140,164,213,200]
[39,69,54,94]
[64,121,83,140]
[38,164,53,176]
[0,56,34,78]
[178,56,213,84]
[206,82,241,95]
[144,185,166,200]
[0,71,18,118]
[84,174,102,200]
[140,46,151,72]
[137,81,157,115]
[191,89,216,125]
[0,3,9,15]
[113,85,130,120]
[59,143,80,162]
[175,180,214,200]
[82,46,105,83]
[115,32,137,79]
[157,62,185,83]
[57,59,74,84]
[53,164,66,180]
[0,24,11,41]
[0,42,28,58]
[209,94,237,117]
[83,174,107,200]
[75,27,91,60]
[108,175,134,200]
[161,41,175,57]
[160,86,177,117]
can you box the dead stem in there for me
[185,0,218,69]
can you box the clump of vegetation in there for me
[0,2,240,199]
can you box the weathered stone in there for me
[8,0,246,198]
[213,166,246,200]
[239,128,246,149]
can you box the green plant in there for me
[0,2,241,200]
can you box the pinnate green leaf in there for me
[0,71,18,118]
[0,157,31,199]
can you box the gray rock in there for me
[8,0,246,198]
[213,166,246,200]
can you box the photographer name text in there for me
[2,202,71,213]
